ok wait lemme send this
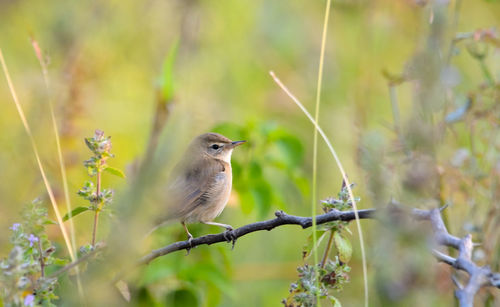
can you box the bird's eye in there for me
[211,144,220,150]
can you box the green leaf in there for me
[165,289,198,307]
[104,166,126,178]
[329,295,342,307]
[334,232,352,263]
[274,135,304,167]
[133,287,158,306]
[180,262,234,298]
[302,230,327,260]
[43,220,58,225]
[248,160,263,178]
[238,189,254,215]
[160,38,179,102]
[52,257,70,266]
[250,181,272,219]
[63,206,90,221]
[212,122,245,141]
[266,129,304,168]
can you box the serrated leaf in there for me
[104,166,126,178]
[334,232,352,263]
[63,206,90,221]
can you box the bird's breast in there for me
[206,166,232,220]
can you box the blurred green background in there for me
[1,0,499,306]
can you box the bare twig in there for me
[40,201,497,306]
[139,205,499,306]
[413,207,500,306]
[138,209,376,265]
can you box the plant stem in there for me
[92,211,99,248]
[320,230,335,269]
[388,84,409,156]
[30,36,85,301]
[38,239,45,278]
[312,0,331,304]
[91,161,103,248]
[479,59,495,86]
[270,71,369,307]
[0,49,75,264]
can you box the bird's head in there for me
[191,132,246,163]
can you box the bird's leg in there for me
[201,221,233,231]
[201,221,237,249]
[181,222,194,254]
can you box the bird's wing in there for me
[165,157,227,221]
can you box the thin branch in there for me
[432,249,455,266]
[413,207,500,306]
[138,205,500,306]
[43,203,498,305]
[138,209,376,265]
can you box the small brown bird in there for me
[161,132,245,242]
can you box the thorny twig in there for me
[138,205,499,306]
[412,207,500,306]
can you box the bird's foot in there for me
[223,227,237,250]
[185,234,194,255]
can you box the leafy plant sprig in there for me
[0,199,67,306]
[283,257,350,307]
[286,183,359,306]
[63,130,124,248]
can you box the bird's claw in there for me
[223,228,237,250]
[185,235,194,255]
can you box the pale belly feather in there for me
[186,168,232,223]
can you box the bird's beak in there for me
[230,140,246,148]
